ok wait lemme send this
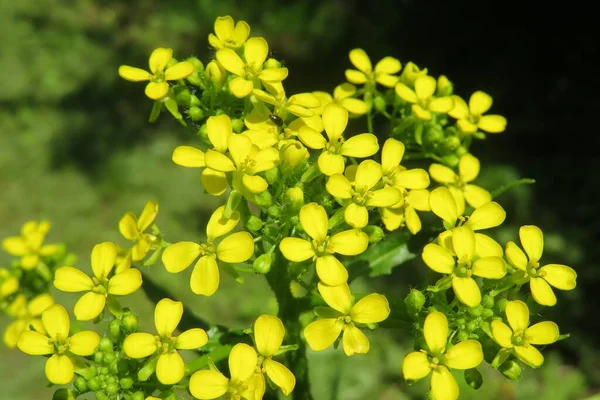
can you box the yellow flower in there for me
[429,153,491,213]
[205,133,280,195]
[395,76,455,120]
[304,282,390,356]
[206,60,226,86]
[162,206,254,296]
[422,226,506,307]
[2,220,60,270]
[380,190,430,234]
[190,343,259,400]
[252,315,296,396]
[429,187,505,231]
[0,267,19,299]
[403,312,483,400]
[252,83,321,119]
[3,293,54,348]
[54,242,143,321]
[505,225,577,306]
[345,48,401,88]
[118,48,195,100]
[298,103,379,176]
[172,115,236,196]
[448,91,507,134]
[326,160,402,228]
[124,298,208,385]
[314,84,370,116]
[280,140,309,172]
[17,304,100,384]
[119,200,160,261]
[279,203,368,286]
[216,38,288,98]
[399,61,428,86]
[491,300,559,367]
[208,16,251,50]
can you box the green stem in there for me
[367,110,374,133]
[491,178,536,199]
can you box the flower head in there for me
[403,312,483,400]
[449,91,507,134]
[395,76,454,120]
[304,283,390,356]
[119,200,160,261]
[208,16,250,50]
[124,298,208,384]
[345,48,401,88]
[491,300,559,367]
[2,220,60,269]
[118,47,195,100]
[505,225,577,306]
[17,304,100,384]
[0,267,19,300]
[54,242,143,321]
[3,293,54,348]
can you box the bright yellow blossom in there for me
[505,225,577,306]
[118,48,195,100]
[313,83,370,116]
[345,48,401,88]
[162,206,254,296]
[3,294,54,348]
[422,226,506,307]
[124,298,208,384]
[449,91,507,134]
[304,282,390,356]
[0,267,19,300]
[298,103,379,176]
[172,115,236,195]
[252,315,296,396]
[398,61,428,86]
[206,60,226,86]
[491,300,559,367]
[208,16,251,50]
[429,153,491,213]
[252,83,321,119]
[395,76,455,120]
[2,220,60,270]
[279,203,368,286]
[326,160,402,228]
[403,312,483,400]
[119,200,160,261]
[17,304,100,384]
[54,242,143,321]
[190,343,259,400]
[216,38,288,98]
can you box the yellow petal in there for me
[164,61,195,81]
[216,48,245,76]
[206,115,232,152]
[298,126,327,149]
[244,37,269,68]
[526,321,559,345]
[190,254,220,296]
[505,300,529,331]
[74,292,106,321]
[137,200,159,233]
[315,255,348,286]
[395,83,418,104]
[322,103,348,142]
[40,244,61,256]
[108,268,142,295]
[355,160,383,190]
[452,276,481,307]
[228,134,253,168]
[145,81,169,100]
[155,298,183,338]
[68,331,101,356]
[394,168,430,190]
[334,83,356,100]
[471,257,506,279]
[429,97,455,113]
[414,76,436,100]
[53,266,94,292]
[458,154,480,182]
[229,77,254,98]
[259,67,289,83]
[505,241,528,271]
[304,319,343,351]
[406,189,430,211]
[206,207,239,241]
[202,169,228,196]
[431,365,459,400]
[350,294,390,324]
[264,358,296,395]
[189,370,229,399]
[216,231,254,263]
[27,293,55,316]
[381,138,405,174]
[375,56,401,74]
[349,48,372,74]
[457,118,478,134]
[156,352,185,384]
[464,185,492,209]
[367,186,402,208]
[540,264,577,290]
[448,95,469,119]
[214,16,235,40]
[42,304,70,340]
[326,174,353,199]
[491,320,513,349]
[17,331,53,355]
[118,65,151,82]
[345,69,367,84]
[242,174,268,194]
[229,343,258,383]
[451,226,475,261]
[519,225,544,262]
[514,344,544,368]
[254,315,285,357]
[344,203,369,228]
[176,328,208,350]
[132,237,150,261]
[340,134,379,158]
[403,351,432,380]
[405,206,422,234]
[91,242,117,280]
[530,277,557,306]
[466,202,505,230]
[123,332,158,358]
[299,203,329,241]
[119,212,138,240]
[341,98,370,115]
[45,354,74,385]
[429,187,458,226]
[329,229,369,255]
[5,320,26,348]
[444,340,483,370]
[422,244,455,274]
[317,282,352,314]
[478,115,507,133]
[474,233,503,258]
[244,128,278,149]
[342,324,370,356]
[469,91,493,115]
[424,311,448,355]
[149,47,172,74]
[429,164,457,184]
[162,241,201,273]
[318,152,345,176]
[279,238,314,262]
[20,254,38,269]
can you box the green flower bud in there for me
[253,190,272,207]
[455,145,468,157]
[252,253,272,275]
[467,321,478,331]
[190,94,201,107]
[105,383,119,395]
[94,351,104,364]
[122,312,139,332]
[363,91,373,106]
[499,360,522,380]
[100,367,109,376]
[436,75,453,97]
[482,308,494,318]
[99,374,106,383]
[424,125,444,144]
[131,392,145,400]
[467,305,484,317]
[186,58,205,86]
[285,187,304,210]
[245,215,263,232]
[189,106,205,121]
[109,319,121,340]
[174,86,192,105]
[264,167,280,184]
[457,330,469,341]
[363,225,385,244]
[119,377,134,390]
[264,58,281,69]
[495,298,508,313]
[373,96,387,112]
[87,378,100,391]
[103,352,116,366]
[73,376,88,393]
[223,190,242,219]
[280,140,308,172]
[95,392,109,400]
[444,136,461,151]
[481,295,494,309]
[464,368,483,390]
[106,376,117,385]
[197,123,209,142]
[404,289,426,316]
[441,154,459,167]
[163,393,177,400]
[231,118,245,133]
[267,205,281,218]
[99,337,113,353]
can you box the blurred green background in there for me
[1,0,598,399]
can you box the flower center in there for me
[511,330,527,347]
[454,260,473,278]
[312,238,333,257]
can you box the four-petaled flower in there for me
[345,48,401,88]
[119,200,160,261]
[2,220,60,269]
[17,304,100,384]
[448,91,507,134]
[124,298,208,384]
[395,76,455,120]
[208,15,250,50]
[403,312,483,400]
[3,293,54,348]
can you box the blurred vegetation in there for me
[0,0,597,399]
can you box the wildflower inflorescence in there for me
[0,14,576,400]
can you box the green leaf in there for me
[347,231,415,277]
[52,389,77,400]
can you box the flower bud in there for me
[52,389,78,400]
[253,190,272,207]
[109,319,121,340]
[363,91,373,106]
[457,330,469,341]
[122,312,139,332]
[464,368,483,390]
[197,123,209,142]
[224,190,242,219]
[119,377,133,390]
[73,377,88,393]
[467,321,478,332]
[264,58,281,69]
[444,136,461,151]
[245,215,263,232]
[100,367,109,376]
[499,360,522,380]
[436,75,453,97]
[99,337,113,353]
[373,96,387,112]
[455,145,467,157]
[442,154,459,167]
[481,295,494,309]
[467,305,484,317]
[105,383,118,395]
[231,118,245,133]
[363,225,385,244]
[205,60,225,85]
[94,352,104,364]
[130,393,145,400]
[103,352,116,366]
[252,253,272,275]
[495,298,508,313]
[95,392,109,400]
[265,167,280,184]
[404,289,426,316]
[174,86,192,105]
[87,378,100,391]
[267,205,281,218]
[424,125,444,144]
[188,106,205,121]
[482,308,494,318]
[400,62,428,86]
[280,140,308,172]
[186,58,205,86]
